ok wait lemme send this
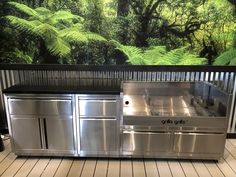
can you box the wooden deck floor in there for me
[1,139,236,177]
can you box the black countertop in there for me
[3,79,121,94]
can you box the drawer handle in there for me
[43,118,48,149]
[38,118,43,149]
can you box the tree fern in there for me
[158,47,187,65]
[7,1,107,61]
[8,2,40,19]
[5,16,42,35]
[112,40,206,65]
[111,40,143,64]
[34,7,51,16]
[44,37,71,57]
[178,54,207,65]
[59,31,88,43]
[213,48,236,65]
[142,46,166,65]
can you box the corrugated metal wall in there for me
[0,65,236,133]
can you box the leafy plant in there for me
[213,48,236,65]
[6,1,106,63]
[111,40,143,64]
[112,40,207,65]
[0,48,32,64]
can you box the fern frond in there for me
[229,57,236,65]
[33,23,58,39]
[178,54,207,65]
[50,10,83,24]
[8,2,40,19]
[6,16,42,36]
[35,7,51,16]
[110,40,143,64]
[213,48,236,65]
[59,31,88,43]
[143,46,166,64]
[155,60,172,65]
[110,40,122,47]
[161,47,187,64]
[14,48,32,63]
[59,24,85,34]
[44,37,71,57]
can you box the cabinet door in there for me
[11,117,41,150]
[46,117,75,153]
[80,119,117,154]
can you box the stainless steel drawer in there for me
[79,99,117,117]
[173,132,225,154]
[9,99,72,115]
[122,131,171,153]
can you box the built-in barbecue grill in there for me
[121,81,232,160]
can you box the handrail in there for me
[0,64,236,72]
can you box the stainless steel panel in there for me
[9,99,72,115]
[80,119,118,153]
[46,118,75,153]
[123,116,227,129]
[79,99,117,117]
[173,132,225,154]
[122,81,192,95]
[11,117,41,150]
[122,131,171,154]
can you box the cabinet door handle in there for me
[38,118,43,149]
[43,118,48,149]
[39,118,47,149]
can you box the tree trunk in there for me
[117,0,129,16]
[135,16,149,47]
[115,0,130,64]
[39,40,59,64]
[233,5,236,48]
[228,0,236,48]
[117,0,129,44]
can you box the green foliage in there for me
[6,1,106,63]
[1,0,235,65]
[213,48,236,65]
[8,1,39,17]
[111,40,143,64]
[0,48,32,64]
[112,40,207,65]
[142,46,166,64]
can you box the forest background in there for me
[0,0,235,65]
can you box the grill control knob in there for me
[125,101,129,105]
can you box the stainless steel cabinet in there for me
[78,95,120,156]
[6,94,76,156]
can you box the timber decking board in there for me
[0,139,236,177]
